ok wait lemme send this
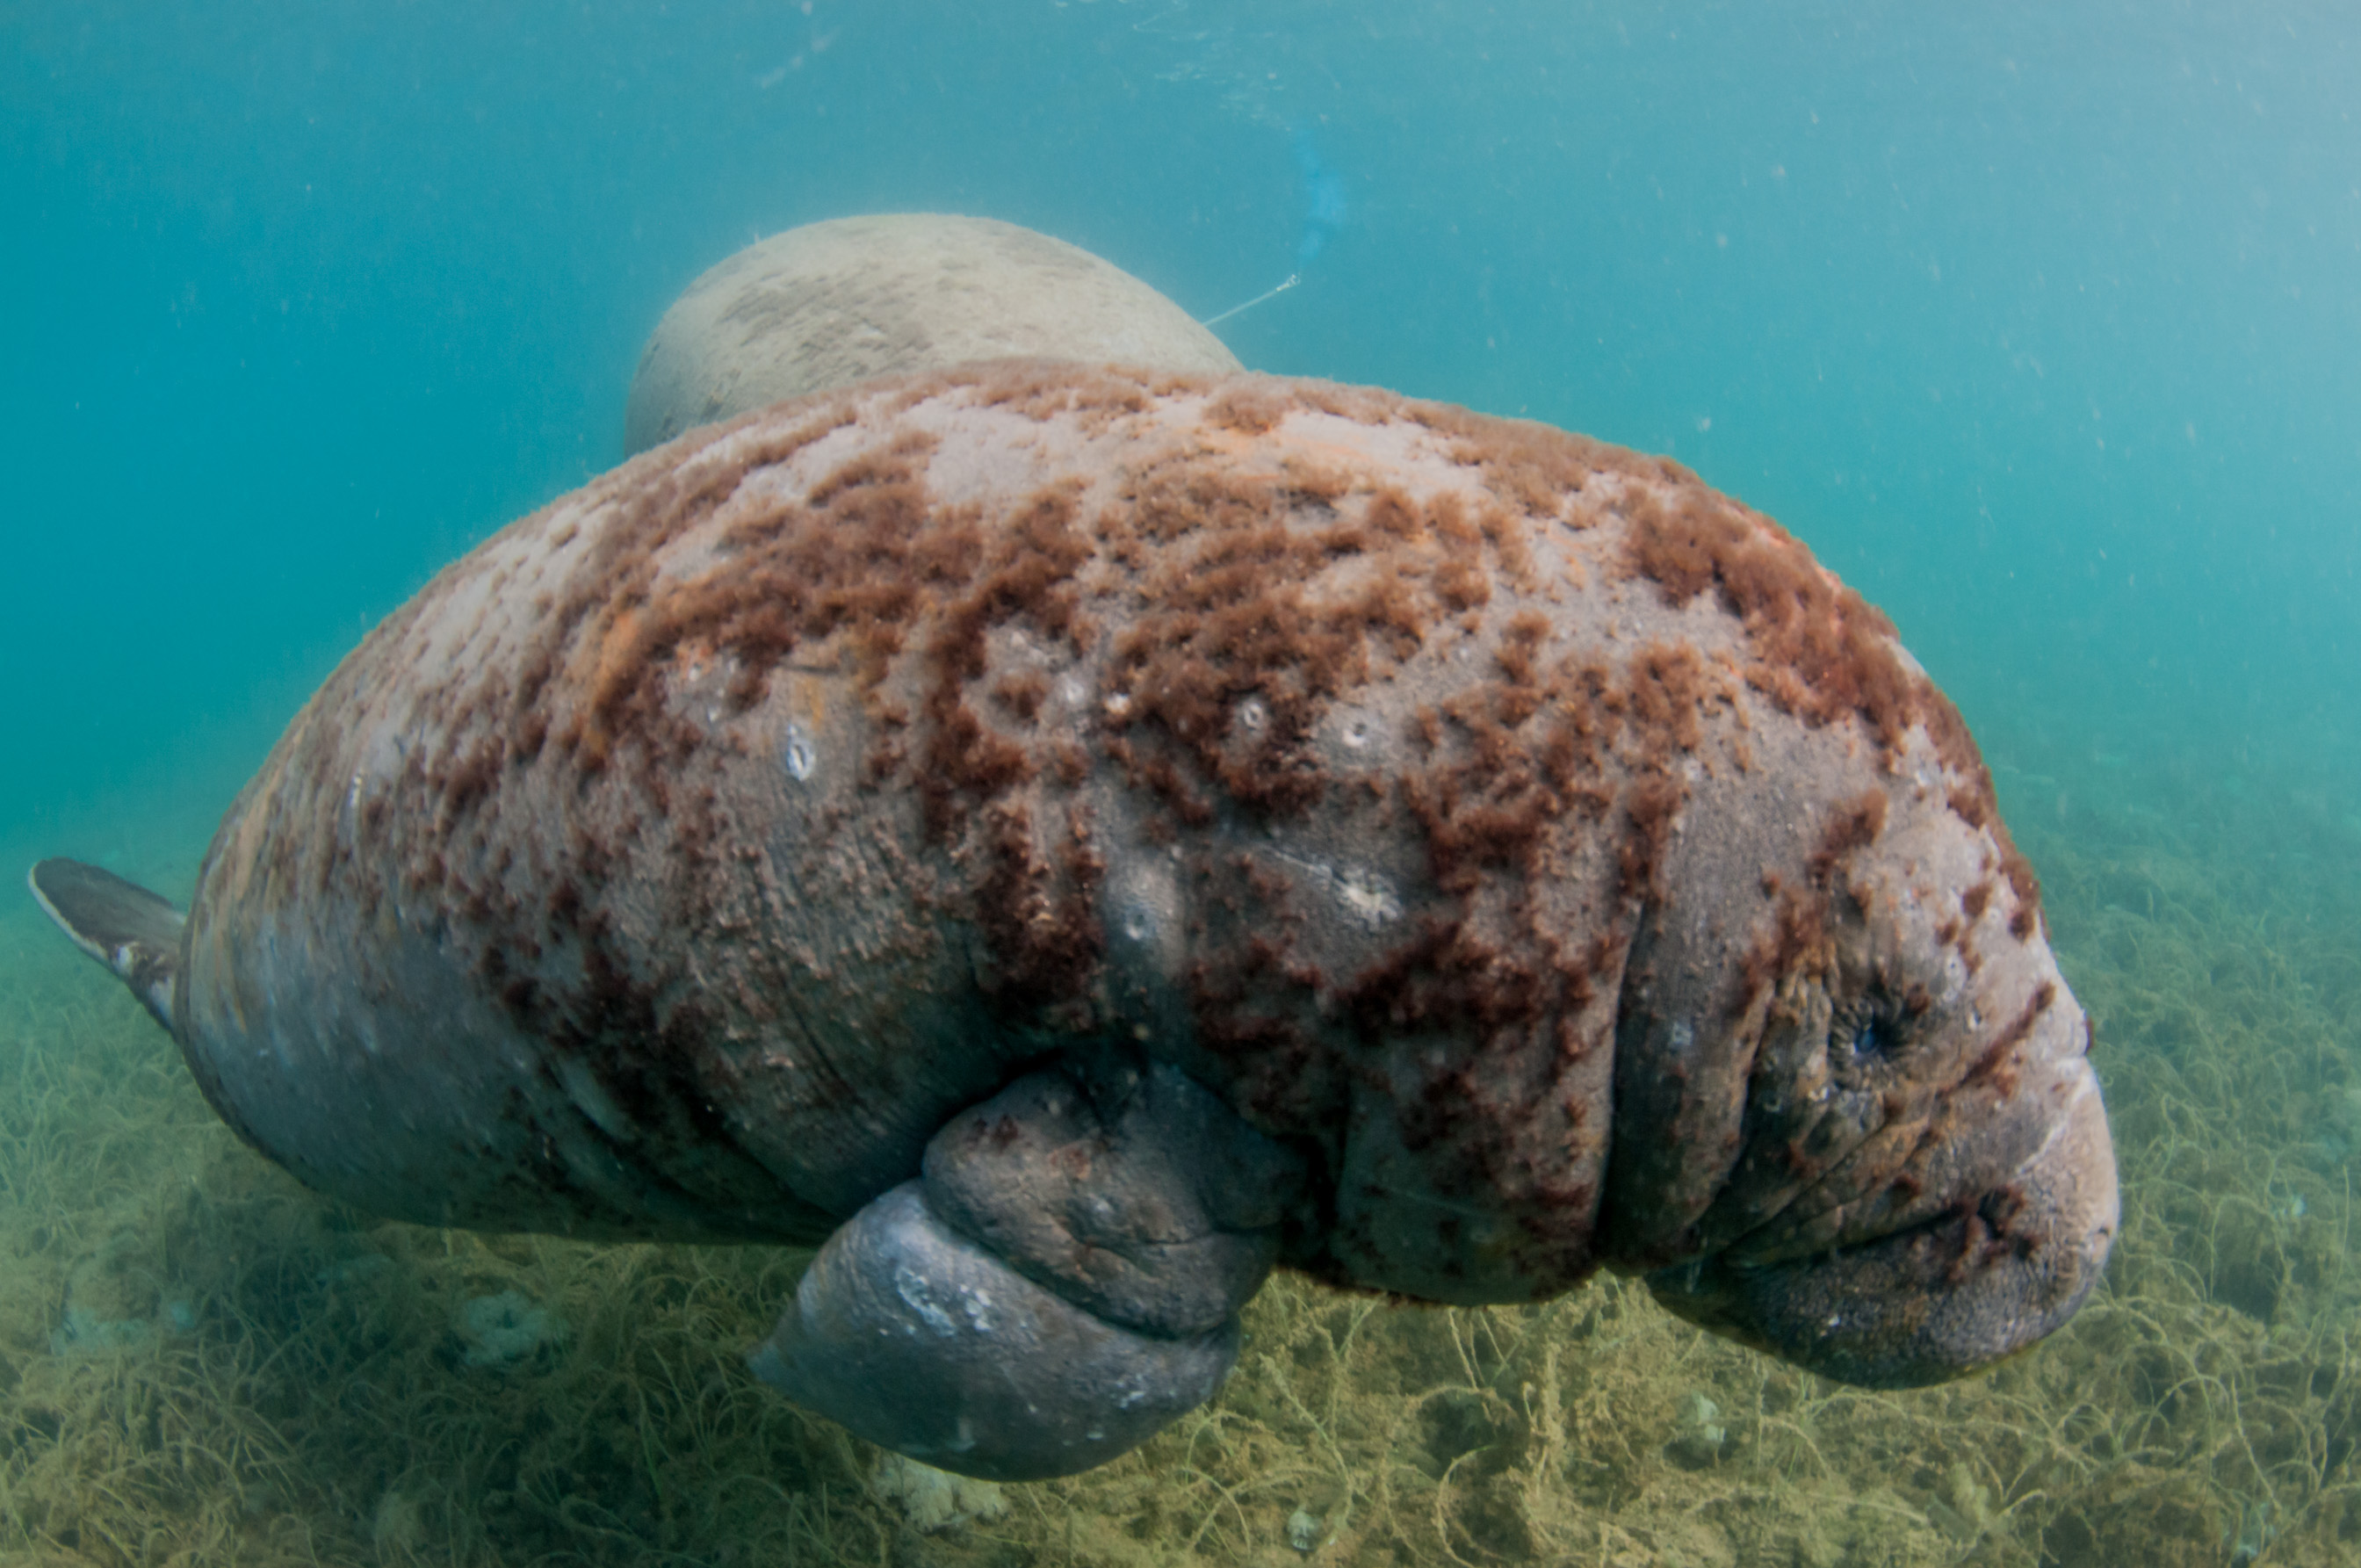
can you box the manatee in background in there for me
[32,360,2117,1482]
[622,213,1242,456]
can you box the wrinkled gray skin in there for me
[30,363,2117,1483]
[750,1062,1299,1473]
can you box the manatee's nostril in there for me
[1847,1014,1904,1063]
[1830,987,1917,1080]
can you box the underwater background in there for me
[2,2,2357,1563]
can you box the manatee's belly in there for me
[170,363,2074,1314]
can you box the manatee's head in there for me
[1603,667,2117,1387]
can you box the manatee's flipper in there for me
[750,1182,1239,1479]
[751,1064,1306,1480]
[921,1062,1305,1338]
[26,859,184,1033]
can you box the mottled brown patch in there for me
[1099,455,1534,823]
[1621,481,2039,934]
[1809,791,1890,887]
[1204,382,1293,436]
[1962,982,2056,1095]
[1617,775,1685,900]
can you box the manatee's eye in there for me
[1843,1011,1905,1063]
[1829,983,1924,1083]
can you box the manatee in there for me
[623,213,1242,456]
[31,361,2117,1481]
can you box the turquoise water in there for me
[5,2,2355,875]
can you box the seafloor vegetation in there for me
[3,724,2357,1567]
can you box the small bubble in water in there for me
[1120,903,1154,942]
[783,724,817,782]
[1339,716,1371,749]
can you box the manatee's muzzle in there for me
[1644,1067,2118,1388]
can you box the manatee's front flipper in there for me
[751,1063,1305,1480]
[26,859,184,1033]
[749,1181,1242,1479]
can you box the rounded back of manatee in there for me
[31,370,2117,1482]
[622,213,1242,456]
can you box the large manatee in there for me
[31,361,2116,1481]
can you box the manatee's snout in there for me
[1648,1064,2117,1387]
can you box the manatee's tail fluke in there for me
[26,859,185,1035]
